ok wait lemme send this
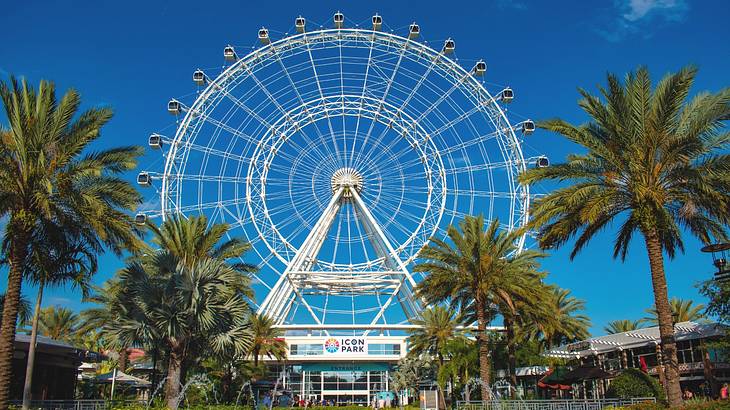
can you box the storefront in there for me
[264,335,407,405]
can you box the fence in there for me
[456,398,657,410]
[10,399,146,410]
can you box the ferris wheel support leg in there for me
[257,187,346,324]
[349,189,422,328]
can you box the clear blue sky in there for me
[1,0,728,336]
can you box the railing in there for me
[10,400,107,410]
[10,400,146,410]
[456,398,656,410]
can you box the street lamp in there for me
[700,243,730,282]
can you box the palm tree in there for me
[22,220,99,410]
[0,76,143,409]
[249,314,287,368]
[542,287,591,347]
[604,320,643,334]
[407,306,464,365]
[37,306,80,342]
[79,280,136,372]
[408,306,464,407]
[105,216,255,410]
[642,297,707,326]
[148,214,256,274]
[493,281,554,394]
[519,66,730,406]
[437,338,479,402]
[414,215,545,400]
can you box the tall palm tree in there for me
[604,319,643,334]
[105,216,255,410]
[414,215,545,400]
[0,76,143,409]
[519,66,730,406]
[642,297,707,326]
[249,313,287,368]
[37,306,80,342]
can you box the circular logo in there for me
[324,338,340,353]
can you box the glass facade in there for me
[272,364,392,405]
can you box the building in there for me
[10,334,96,401]
[263,332,408,405]
[543,321,729,395]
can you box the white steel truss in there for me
[257,183,420,328]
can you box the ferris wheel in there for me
[139,13,542,334]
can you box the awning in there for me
[537,367,572,390]
[561,366,612,383]
[95,371,150,387]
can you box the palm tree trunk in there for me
[0,227,30,410]
[118,348,128,372]
[643,230,682,407]
[504,317,517,398]
[476,303,491,401]
[436,352,447,409]
[21,284,44,410]
[166,345,184,410]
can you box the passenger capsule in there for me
[135,213,147,226]
[474,60,486,76]
[372,14,382,31]
[148,134,163,149]
[137,172,151,186]
[223,45,237,62]
[443,38,455,54]
[168,99,181,115]
[334,11,344,29]
[522,120,535,135]
[193,70,205,86]
[408,23,420,39]
[536,156,549,168]
[501,87,514,103]
[258,28,270,45]
[295,16,306,33]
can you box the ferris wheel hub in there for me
[331,167,364,198]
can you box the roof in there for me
[95,371,150,387]
[15,334,77,350]
[545,321,726,359]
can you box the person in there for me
[721,384,729,400]
[683,389,693,400]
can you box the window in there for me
[290,344,323,356]
[368,344,401,355]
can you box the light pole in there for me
[700,243,730,282]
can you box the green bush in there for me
[606,369,665,401]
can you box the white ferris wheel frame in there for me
[148,23,533,333]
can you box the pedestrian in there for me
[721,384,729,400]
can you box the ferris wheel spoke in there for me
[349,35,378,168]
[172,140,250,164]
[195,114,258,144]
[302,33,340,163]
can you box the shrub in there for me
[606,369,665,401]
